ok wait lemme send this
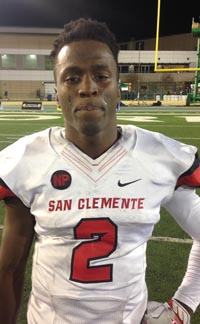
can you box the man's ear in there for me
[54,88,59,103]
[117,83,121,103]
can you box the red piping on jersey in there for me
[176,166,200,188]
[0,185,16,200]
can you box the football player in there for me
[0,18,200,324]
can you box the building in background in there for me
[0,27,198,100]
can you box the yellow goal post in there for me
[154,0,200,72]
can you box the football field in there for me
[0,107,200,323]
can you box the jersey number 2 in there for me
[70,217,117,283]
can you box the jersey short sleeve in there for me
[133,126,199,190]
[0,128,53,207]
[0,137,27,201]
[156,130,200,189]
[176,152,200,188]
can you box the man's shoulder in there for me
[0,126,63,152]
[0,127,64,174]
[121,124,197,177]
[22,126,63,144]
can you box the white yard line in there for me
[150,236,192,244]
[175,137,200,140]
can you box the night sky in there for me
[0,0,199,41]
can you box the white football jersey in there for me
[0,125,199,324]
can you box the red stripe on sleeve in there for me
[0,185,16,200]
[176,166,200,188]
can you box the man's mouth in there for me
[75,105,104,112]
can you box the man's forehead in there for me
[57,40,114,64]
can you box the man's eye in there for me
[65,76,80,83]
[95,74,109,81]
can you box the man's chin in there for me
[80,124,102,137]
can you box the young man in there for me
[0,18,200,324]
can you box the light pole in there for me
[137,42,141,104]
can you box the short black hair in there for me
[50,18,119,65]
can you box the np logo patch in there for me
[51,170,72,190]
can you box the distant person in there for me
[36,89,41,99]
[4,90,8,99]
[116,102,121,111]
[0,17,200,324]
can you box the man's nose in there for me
[78,75,98,97]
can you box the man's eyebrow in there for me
[60,64,111,75]
[60,66,82,74]
[91,64,110,70]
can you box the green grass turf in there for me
[0,109,200,323]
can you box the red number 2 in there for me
[70,218,117,283]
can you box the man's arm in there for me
[0,198,35,324]
[163,186,200,316]
[173,239,200,314]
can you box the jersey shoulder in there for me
[0,127,64,203]
[121,125,199,187]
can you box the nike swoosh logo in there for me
[118,179,142,187]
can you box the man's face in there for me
[55,40,120,138]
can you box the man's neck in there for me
[65,128,120,159]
